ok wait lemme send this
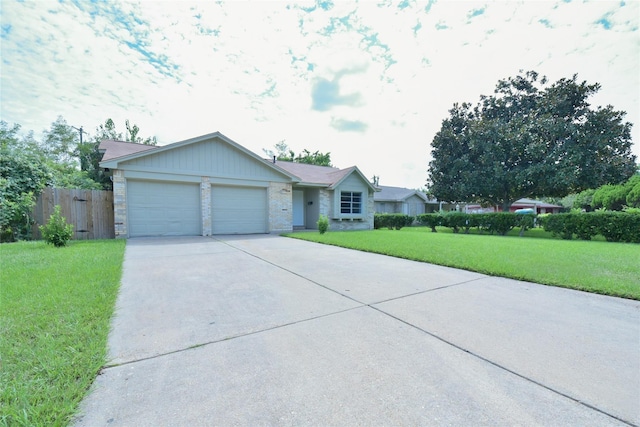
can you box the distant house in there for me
[466,198,562,214]
[374,186,429,216]
[373,186,467,215]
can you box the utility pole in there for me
[71,125,85,145]
[71,125,88,170]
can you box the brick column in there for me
[268,182,293,233]
[201,177,211,236]
[112,170,127,238]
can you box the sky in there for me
[1,0,638,189]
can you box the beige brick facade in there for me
[268,182,293,233]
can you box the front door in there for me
[293,190,305,227]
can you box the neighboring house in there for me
[374,186,429,216]
[466,198,563,214]
[99,132,377,238]
[373,185,463,214]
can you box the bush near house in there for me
[317,214,329,234]
[374,214,414,230]
[416,212,536,236]
[39,205,73,247]
[541,211,640,243]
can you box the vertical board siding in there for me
[32,188,115,240]
[123,139,285,181]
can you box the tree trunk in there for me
[502,201,512,212]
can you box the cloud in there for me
[330,118,368,132]
[596,16,612,30]
[467,7,486,20]
[0,0,637,190]
[311,70,364,111]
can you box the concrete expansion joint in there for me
[369,276,488,307]
[100,306,363,372]
[214,238,368,305]
[369,305,634,427]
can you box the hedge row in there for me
[540,212,640,243]
[374,211,640,243]
[374,213,415,230]
[416,212,536,236]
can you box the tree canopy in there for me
[428,71,637,210]
[264,141,332,167]
[0,117,155,240]
[77,118,157,189]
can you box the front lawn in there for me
[285,228,640,300]
[0,239,125,427]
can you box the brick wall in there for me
[321,189,374,231]
[269,182,293,233]
[112,170,127,238]
[201,177,211,236]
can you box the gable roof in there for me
[99,140,159,162]
[273,161,377,191]
[374,185,429,203]
[98,132,378,190]
[98,131,299,182]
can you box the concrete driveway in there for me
[74,235,640,426]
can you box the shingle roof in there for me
[274,161,355,187]
[374,185,429,202]
[98,140,159,161]
[98,137,373,189]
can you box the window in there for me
[341,191,362,214]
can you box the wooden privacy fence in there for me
[32,188,115,240]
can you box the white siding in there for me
[127,180,201,237]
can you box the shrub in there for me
[317,214,329,234]
[417,213,441,232]
[374,214,414,230]
[39,205,74,247]
[0,187,36,242]
[490,213,518,236]
[542,211,640,243]
[441,212,468,233]
[516,213,536,237]
[373,214,384,230]
[594,211,640,243]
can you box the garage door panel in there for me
[212,186,267,234]
[128,180,201,237]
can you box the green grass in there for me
[0,239,125,427]
[285,227,640,300]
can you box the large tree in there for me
[428,71,637,210]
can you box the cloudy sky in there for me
[1,0,638,188]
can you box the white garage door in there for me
[128,180,201,237]
[212,186,267,234]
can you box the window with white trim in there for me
[340,191,362,214]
